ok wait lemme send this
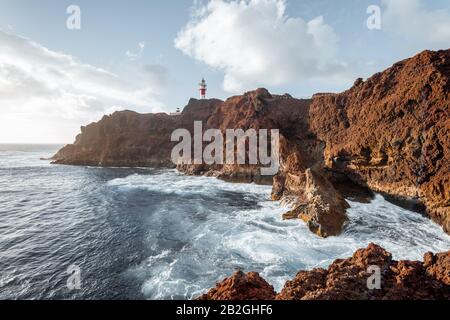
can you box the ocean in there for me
[0,144,449,300]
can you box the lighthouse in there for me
[199,78,207,99]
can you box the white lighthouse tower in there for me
[199,78,207,99]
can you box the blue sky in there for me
[0,0,449,142]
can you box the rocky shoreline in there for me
[51,49,450,300]
[198,244,450,300]
[52,49,450,238]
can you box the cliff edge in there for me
[52,49,450,236]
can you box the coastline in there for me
[46,48,450,300]
[51,49,450,237]
[1,145,445,298]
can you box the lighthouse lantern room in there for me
[199,78,207,99]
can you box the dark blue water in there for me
[0,144,449,300]
[0,145,154,299]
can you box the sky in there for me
[0,0,449,143]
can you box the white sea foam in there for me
[107,170,271,196]
[2,145,447,300]
[108,170,450,299]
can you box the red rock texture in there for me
[308,50,450,234]
[178,89,348,236]
[52,98,222,167]
[179,88,315,184]
[53,49,450,236]
[277,244,450,300]
[199,244,450,300]
[278,168,349,237]
[424,251,450,285]
[197,271,276,301]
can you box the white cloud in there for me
[383,0,450,49]
[0,30,164,143]
[175,0,349,93]
[126,41,146,60]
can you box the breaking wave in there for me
[0,145,448,300]
[108,170,450,298]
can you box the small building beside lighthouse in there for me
[199,78,207,99]
[169,107,182,116]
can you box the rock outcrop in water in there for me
[199,244,450,300]
[53,49,450,236]
[278,168,349,237]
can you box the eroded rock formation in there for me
[309,49,450,234]
[277,168,349,237]
[199,244,450,300]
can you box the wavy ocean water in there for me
[0,144,449,300]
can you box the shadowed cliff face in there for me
[177,88,317,184]
[52,98,223,167]
[52,49,450,236]
[309,49,450,234]
[199,244,450,301]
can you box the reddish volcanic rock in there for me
[271,49,450,235]
[181,88,315,184]
[308,49,450,234]
[424,251,450,285]
[53,111,177,167]
[182,90,341,234]
[199,244,450,301]
[198,271,276,301]
[277,244,450,300]
[52,98,222,167]
[53,49,450,236]
[277,244,393,300]
[279,168,349,237]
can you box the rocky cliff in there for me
[52,49,450,236]
[52,98,223,167]
[198,244,450,300]
[308,49,450,234]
